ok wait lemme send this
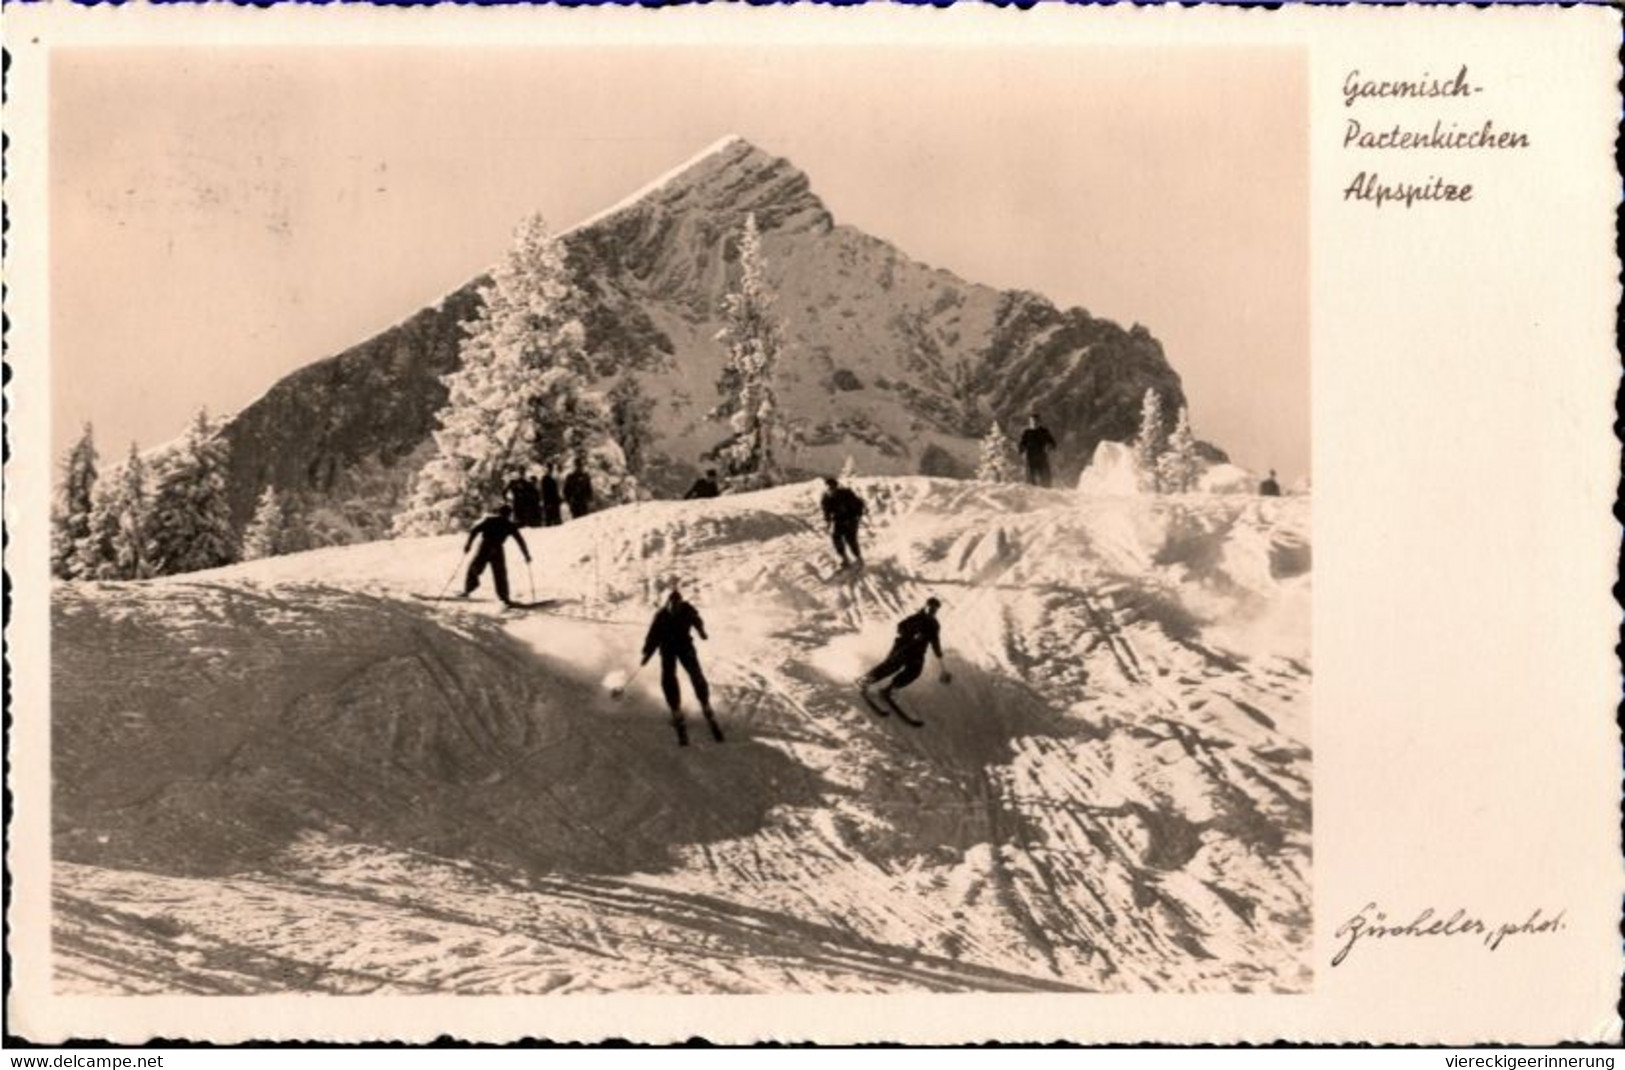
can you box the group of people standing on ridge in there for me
[451,465,952,747]
[503,458,597,530]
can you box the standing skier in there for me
[640,586,723,746]
[506,470,543,528]
[540,463,563,527]
[820,476,867,569]
[1259,469,1282,497]
[563,457,595,520]
[684,468,721,500]
[461,504,531,607]
[861,596,951,702]
[1018,413,1058,487]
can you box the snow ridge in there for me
[565,134,750,235]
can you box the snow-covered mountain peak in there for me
[569,134,832,240]
[210,138,1199,542]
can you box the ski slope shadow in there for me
[52,581,827,882]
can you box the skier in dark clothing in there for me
[540,464,563,527]
[563,459,594,520]
[861,597,951,700]
[684,468,721,500]
[1018,413,1058,488]
[506,471,543,528]
[1259,469,1282,497]
[820,476,867,568]
[462,505,531,606]
[640,587,723,746]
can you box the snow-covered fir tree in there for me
[839,454,858,482]
[1156,406,1202,494]
[396,213,631,535]
[1132,388,1165,492]
[607,375,656,481]
[710,214,783,489]
[241,485,297,560]
[145,409,237,576]
[74,442,151,581]
[975,420,1017,483]
[51,423,98,579]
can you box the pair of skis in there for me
[859,684,924,727]
[411,593,565,613]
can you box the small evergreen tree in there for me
[241,486,296,560]
[710,214,783,488]
[145,409,237,575]
[1132,388,1165,492]
[51,423,99,579]
[397,213,627,535]
[607,375,656,480]
[1156,406,1202,494]
[975,421,1017,483]
[75,443,151,581]
[839,454,858,482]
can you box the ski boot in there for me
[671,713,690,747]
[702,706,725,743]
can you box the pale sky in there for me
[52,46,1307,479]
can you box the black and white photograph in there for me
[41,41,1312,997]
[11,3,1619,1049]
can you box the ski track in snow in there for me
[52,478,1311,995]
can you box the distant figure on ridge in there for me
[540,463,563,527]
[461,504,531,607]
[641,585,723,747]
[506,470,543,528]
[1019,412,1058,488]
[820,476,868,570]
[1259,469,1282,497]
[861,597,952,709]
[563,457,594,520]
[684,468,722,500]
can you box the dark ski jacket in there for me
[643,599,708,659]
[684,477,721,500]
[893,610,943,659]
[1259,478,1282,497]
[821,486,866,527]
[507,478,542,525]
[568,471,601,513]
[563,470,594,509]
[540,474,562,507]
[465,515,531,560]
[1019,426,1057,461]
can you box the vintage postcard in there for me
[3,1,1619,1046]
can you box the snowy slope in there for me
[52,478,1310,994]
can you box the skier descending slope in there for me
[641,585,724,747]
[461,505,532,607]
[1019,412,1058,488]
[820,476,867,570]
[860,597,952,723]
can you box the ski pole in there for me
[609,658,647,700]
[436,546,471,600]
[526,559,537,603]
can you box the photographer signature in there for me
[1332,902,1566,967]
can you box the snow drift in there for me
[53,477,1310,995]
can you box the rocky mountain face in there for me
[219,136,1205,540]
